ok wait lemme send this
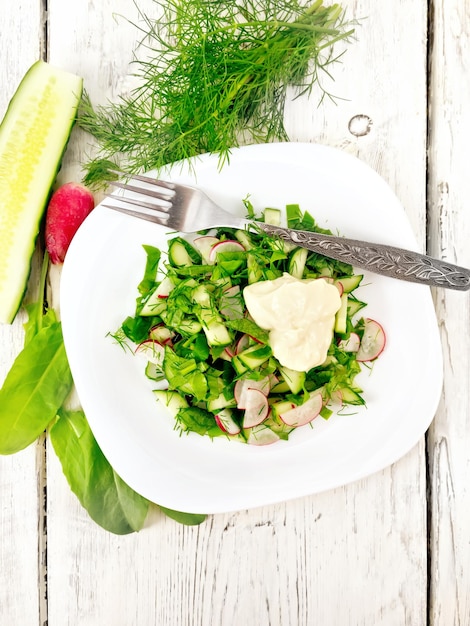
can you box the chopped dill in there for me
[107,329,134,353]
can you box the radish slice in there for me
[246,424,280,446]
[334,281,344,296]
[149,325,174,343]
[234,376,271,408]
[135,340,165,367]
[356,318,386,362]
[208,239,245,263]
[218,345,235,362]
[243,388,270,428]
[235,333,251,354]
[279,393,323,427]
[329,389,343,406]
[318,276,343,296]
[268,372,279,388]
[215,408,241,435]
[192,235,220,264]
[338,332,360,352]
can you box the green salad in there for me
[115,202,386,446]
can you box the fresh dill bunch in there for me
[79,0,355,187]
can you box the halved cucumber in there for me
[0,61,83,324]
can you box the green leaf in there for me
[225,318,269,343]
[158,506,206,526]
[137,244,161,296]
[164,348,208,400]
[50,409,150,535]
[0,321,73,455]
[121,314,158,343]
[22,252,54,346]
[176,406,223,437]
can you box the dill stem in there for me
[203,20,342,39]
[318,27,355,50]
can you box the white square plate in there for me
[60,142,443,513]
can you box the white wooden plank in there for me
[427,1,470,624]
[286,0,428,244]
[44,2,429,625]
[47,446,426,626]
[0,2,46,624]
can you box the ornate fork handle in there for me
[258,224,470,291]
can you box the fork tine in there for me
[104,192,170,214]
[108,179,174,203]
[101,203,169,227]
[107,169,176,192]
[126,173,176,191]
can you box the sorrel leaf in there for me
[0,321,73,454]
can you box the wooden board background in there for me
[1,1,469,624]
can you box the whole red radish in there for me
[45,182,95,264]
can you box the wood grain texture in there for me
[1,0,453,624]
[46,446,427,626]
[0,2,46,625]
[43,2,429,626]
[427,1,470,624]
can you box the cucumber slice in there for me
[235,229,254,250]
[192,284,232,346]
[288,247,308,279]
[0,61,83,323]
[177,317,202,335]
[200,313,232,346]
[334,293,348,334]
[207,392,236,412]
[153,389,189,417]
[336,387,364,405]
[237,343,272,369]
[336,274,363,293]
[247,253,263,284]
[231,355,249,375]
[168,239,200,266]
[347,298,367,318]
[263,207,281,226]
[140,289,168,316]
[278,366,305,394]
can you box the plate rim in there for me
[60,142,443,513]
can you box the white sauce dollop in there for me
[243,273,341,372]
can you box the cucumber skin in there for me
[0,61,83,324]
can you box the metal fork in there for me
[103,173,470,291]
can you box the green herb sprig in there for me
[0,253,206,533]
[79,0,355,187]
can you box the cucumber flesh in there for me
[337,274,363,293]
[263,207,281,226]
[237,344,272,369]
[153,389,189,417]
[278,366,305,394]
[0,61,83,324]
[288,247,308,279]
[334,293,348,334]
[168,240,194,266]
